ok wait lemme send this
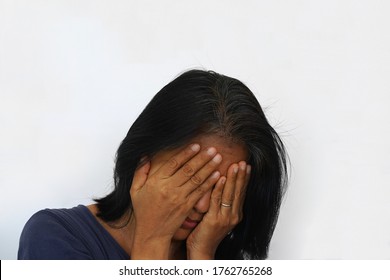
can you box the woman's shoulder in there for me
[21,205,89,235]
[18,205,94,259]
[18,205,129,260]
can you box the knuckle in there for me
[160,186,170,198]
[211,195,221,205]
[182,163,194,176]
[168,193,181,207]
[195,185,205,194]
[234,193,243,201]
[190,174,202,185]
[223,199,233,205]
[236,186,246,197]
[168,158,179,169]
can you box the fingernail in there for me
[213,154,222,163]
[233,165,239,173]
[221,177,226,185]
[239,162,246,171]
[191,144,200,152]
[207,147,216,156]
[212,171,220,178]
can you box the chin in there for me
[172,228,192,241]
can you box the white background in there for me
[1,0,389,259]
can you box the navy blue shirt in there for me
[18,205,129,259]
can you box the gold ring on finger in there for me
[221,203,232,207]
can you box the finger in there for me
[157,143,201,178]
[232,161,248,214]
[207,176,226,214]
[130,161,151,194]
[182,153,222,193]
[170,146,219,186]
[239,165,251,214]
[187,170,221,207]
[244,165,251,188]
[221,163,239,215]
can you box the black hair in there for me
[94,69,288,259]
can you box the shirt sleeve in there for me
[18,210,93,260]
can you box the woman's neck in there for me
[87,204,186,259]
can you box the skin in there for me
[88,134,250,259]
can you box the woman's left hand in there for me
[186,161,251,259]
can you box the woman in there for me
[18,69,288,259]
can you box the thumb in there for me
[131,160,151,193]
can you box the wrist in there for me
[132,235,171,259]
[186,246,215,260]
[187,250,214,260]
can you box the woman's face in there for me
[148,134,248,241]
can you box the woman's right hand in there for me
[129,143,222,259]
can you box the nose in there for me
[193,189,212,214]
